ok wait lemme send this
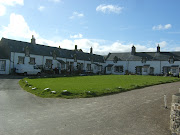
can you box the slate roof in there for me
[106,51,180,61]
[0,45,9,59]
[0,37,105,63]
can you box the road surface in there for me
[0,75,179,135]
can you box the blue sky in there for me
[0,0,180,55]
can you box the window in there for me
[45,59,52,68]
[87,64,91,71]
[81,63,83,70]
[163,66,170,74]
[77,63,82,70]
[0,60,6,71]
[18,56,25,64]
[70,62,74,70]
[107,67,111,71]
[136,66,142,74]
[114,66,123,73]
[150,67,154,74]
[143,68,148,72]
[98,66,101,71]
[172,68,177,73]
[29,57,35,65]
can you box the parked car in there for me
[15,64,41,76]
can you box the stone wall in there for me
[170,93,180,135]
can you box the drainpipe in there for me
[13,52,15,69]
[160,60,161,75]
[84,60,85,72]
[66,58,67,70]
[42,55,44,69]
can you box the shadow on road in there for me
[0,75,25,79]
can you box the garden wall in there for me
[170,93,180,135]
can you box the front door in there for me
[150,67,154,75]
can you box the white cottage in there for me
[105,45,180,76]
[0,36,105,75]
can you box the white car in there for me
[16,64,41,76]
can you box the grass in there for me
[19,75,180,98]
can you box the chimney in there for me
[75,45,77,50]
[31,35,36,44]
[131,45,136,55]
[90,47,93,54]
[157,44,160,53]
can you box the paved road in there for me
[0,75,179,135]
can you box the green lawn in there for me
[19,75,180,98]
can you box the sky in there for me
[0,0,180,55]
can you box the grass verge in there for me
[19,75,180,98]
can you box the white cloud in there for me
[70,34,83,39]
[96,4,123,14]
[69,12,84,19]
[156,41,167,48]
[0,13,38,39]
[164,24,171,29]
[175,47,180,51]
[38,6,45,11]
[0,0,24,6]
[0,4,6,16]
[0,0,24,16]
[152,24,172,30]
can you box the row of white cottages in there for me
[0,36,180,75]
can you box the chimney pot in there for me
[31,35,36,44]
[157,44,160,53]
[90,47,93,54]
[131,45,136,55]
[75,45,77,50]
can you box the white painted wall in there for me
[105,60,180,75]
[9,52,105,74]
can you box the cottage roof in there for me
[0,46,9,59]
[106,52,180,61]
[0,37,105,63]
